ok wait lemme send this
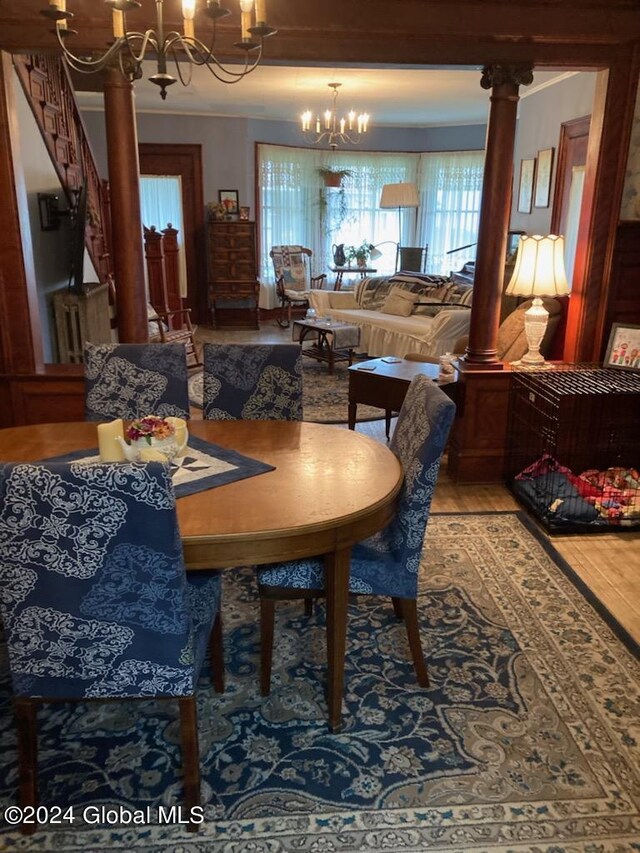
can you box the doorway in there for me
[551,115,591,288]
[138,143,207,323]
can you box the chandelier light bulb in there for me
[40,0,277,100]
[299,82,371,150]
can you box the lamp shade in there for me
[379,182,419,209]
[505,234,571,297]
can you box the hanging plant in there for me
[317,167,352,235]
[317,166,352,188]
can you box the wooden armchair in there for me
[148,306,202,368]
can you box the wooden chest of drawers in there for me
[207,220,259,329]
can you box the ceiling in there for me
[75,63,570,127]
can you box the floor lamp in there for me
[379,182,419,242]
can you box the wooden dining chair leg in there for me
[260,597,276,696]
[15,698,38,835]
[304,598,313,617]
[391,598,404,620]
[209,612,225,694]
[394,597,430,688]
[178,696,201,831]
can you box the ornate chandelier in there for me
[41,0,277,100]
[301,83,370,150]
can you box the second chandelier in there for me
[301,83,370,150]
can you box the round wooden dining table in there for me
[0,420,403,732]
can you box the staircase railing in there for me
[13,53,112,286]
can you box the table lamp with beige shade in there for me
[505,234,571,366]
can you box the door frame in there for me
[551,115,591,236]
[138,143,207,324]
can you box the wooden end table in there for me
[293,318,361,375]
[330,266,377,291]
[348,357,458,439]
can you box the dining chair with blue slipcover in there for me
[202,343,303,421]
[257,375,455,695]
[84,342,190,421]
[0,460,223,833]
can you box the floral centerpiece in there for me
[126,416,176,445]
[207,201,227,221]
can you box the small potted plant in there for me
[207,201,226,221]
[345,240,375,268]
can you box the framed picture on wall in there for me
[517,158,536,214]
[603,323,640,371]
[218,189,239,218]
[534,147,555,208]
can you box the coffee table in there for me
[293,318,361,375]
[348,357,458,438]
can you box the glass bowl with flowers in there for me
[119,415,188,462]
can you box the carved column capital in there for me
[480,64,534,90]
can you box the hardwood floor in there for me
[195,321,640,645]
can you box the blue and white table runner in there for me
[40,434,275,498]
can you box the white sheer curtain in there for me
[139,175,188,298]
[319,151,417,274]
[257,145,484,288]
[257,145,324,302]
[416,150,485,275]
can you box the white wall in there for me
[510,71,597,234]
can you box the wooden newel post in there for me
[161,224,183,321]
[463,64,533,365]
[144,226,169,316]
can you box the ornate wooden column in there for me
[103,64,148,343]
[463,64,533,365]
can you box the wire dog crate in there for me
[506,365,640,533]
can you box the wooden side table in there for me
[348,357,458,438]
[330,266,377,291]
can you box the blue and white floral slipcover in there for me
[203,343,303,421]
[0,461,220,699]
[84,342,190,422]
[258,375,455,597]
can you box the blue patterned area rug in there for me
[1,512,639,851]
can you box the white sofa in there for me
[308,273,473,358]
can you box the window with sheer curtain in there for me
[140,175,188,298]
[416,150,485,275]
[257,144,484,288]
